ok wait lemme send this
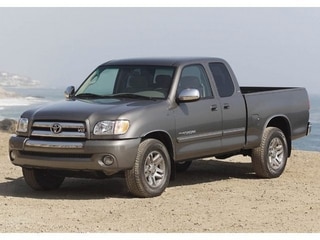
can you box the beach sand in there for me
[1,131,319,232]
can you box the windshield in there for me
[76,65,175,99]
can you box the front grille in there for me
[31,121,87,139]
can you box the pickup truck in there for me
[9,57,311,198]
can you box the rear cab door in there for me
[207,60,247,152]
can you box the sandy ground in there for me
[0,132,319,233]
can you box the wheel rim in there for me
[268,137,285,171]
[144,150,166,188]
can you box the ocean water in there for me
[0,87,319,152]
[293,94,320,152]
[0,87,65,120]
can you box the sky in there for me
[1,7,320,94]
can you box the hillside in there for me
[0,71,40,87]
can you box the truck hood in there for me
[23,98,163,121]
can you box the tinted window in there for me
[77,66,175,99]
[178,64,213,98]
[209,63,235,97]
[80,68,118,95]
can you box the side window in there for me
[178,64,213,98]
[209,62,235,97]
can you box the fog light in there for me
[9,151,16,161]
[101,155,115,166]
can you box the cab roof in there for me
[101,57,225,66]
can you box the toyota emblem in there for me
[50,123,62,134]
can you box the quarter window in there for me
[209,63,235,97]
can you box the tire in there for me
[125,139,171,198]
[22,167,65,190]
[251,127,288,178]
[175,160,192,172]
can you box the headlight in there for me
[17,118,29,133]
[93,120,130,135]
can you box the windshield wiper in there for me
[75,93,105,99]
[75,93,158,100]
[111,93,154,100]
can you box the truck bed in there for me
[240,86,310,149]
[240,86,300,94]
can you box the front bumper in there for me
[307,122,312,136]
[9,135,140,174]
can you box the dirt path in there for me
[1,132,319,232]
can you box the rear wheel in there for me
[22,167,65,190]
[125,139,171,198]
[251,127,288,178]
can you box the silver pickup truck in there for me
[9,57,311,197]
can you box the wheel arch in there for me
[141,131,175,161]
[266,116,292,157]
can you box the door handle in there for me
[223,103,230,110]
[211,104,218,111]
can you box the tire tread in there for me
[251,127,288,178]
[125,139,170,198]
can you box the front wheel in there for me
[251,127,288,178]
[125,139,171,198]
[22,167,65,190]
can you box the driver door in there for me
[174,64,223,160]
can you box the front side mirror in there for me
[177,88,200,103]
[64,86,75,99]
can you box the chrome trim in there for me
[223,127,246,136]
[33,121,85,129]
[25,140,84,149]
[177,131,222,143]
[178,89,200,102]
[31,130,86,138]
[307,122,312,135]
[50,123,62,134]
[31,121,86,138]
